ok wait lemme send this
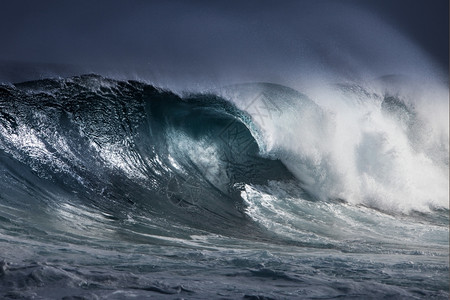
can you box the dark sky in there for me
[0,0,448,85]
[354,0,448,68]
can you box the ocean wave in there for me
[1,74,448,224]
[0,74,295,239]
[0,73,448,299]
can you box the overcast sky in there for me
[0,0,447,85]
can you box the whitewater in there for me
[0,71,448,299]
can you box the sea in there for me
[0,74,448,299]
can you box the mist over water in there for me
[0,1,448,299]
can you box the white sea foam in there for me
[228,79,449,214]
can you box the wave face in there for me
[0,74,448,299]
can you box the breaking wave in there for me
[0,75,448,229]
[0,74,448,299]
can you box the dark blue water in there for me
[0,74,448,299]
